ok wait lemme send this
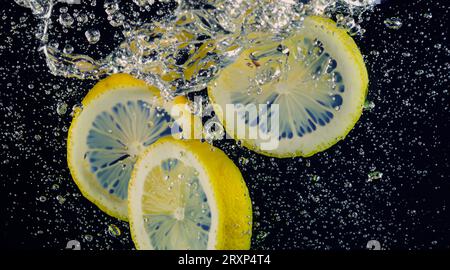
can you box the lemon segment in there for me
[208,16,369,157]
[67,74,197,220]
[128,137,252,250]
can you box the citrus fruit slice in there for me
[128,137,252,250]
[67,74,196,220]
[208,16,369,157]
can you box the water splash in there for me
[15,0,382,99]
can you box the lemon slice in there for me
[67,74,196,220]
[208,16,369,157]
[128,137,252,250]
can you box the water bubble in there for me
[384,17,403,30]
[423,13,433,19]
[256,231,269,242]
[85,29,101,44]
[311,174,321,182]
[368,170,383,182]
[109,12,125,27]
[59,13,74,28]
[70,103,83,117]
[35,23,48,41]
[56,102,68,116]
[402,52,411,57]
[38,196,47,202]
[407,209,417,216]
[370,50,380,57]
[63,44,74,54]
[239,157,249,166]
[59,6,68,14]
[415,69,425,76]
[363,100,375,111]
[84,234,93,242]
[56,195,66,204]
[107,224,121,237]
[76,13,88,24]
[104,0,120,16]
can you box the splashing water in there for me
[15,0,382,99]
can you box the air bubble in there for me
[107,224,121,237]
[59,13,74,28]
[76,13,88,24]
[56,195,66,204]
[56,102,68,116]
[85,29,101,44]
[63,44,74,54]
[84,234,93,242]
[384,17,403,30]
[239,157,249,166]
[363,100,375,111]
[423,13,433,19]
[368,171,383,182]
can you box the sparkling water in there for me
[5,0,448,251]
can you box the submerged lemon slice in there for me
[208,16,369,157]
[67,74,195,220]
[128,137,252,250]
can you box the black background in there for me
[1,0,449,250]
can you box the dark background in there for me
[1,0,449,250]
